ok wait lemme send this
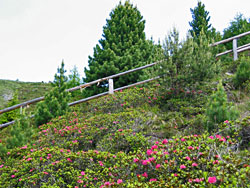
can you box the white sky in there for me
[0,0,249,82]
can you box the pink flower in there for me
[77,179,83,183]
[98,161,104,166]
[67,158,72,162]
[81,171,85,175]
[181,138,185,142]
[142,172,148,178]
[180,165,186,169]
[216,135,221,139]
[162,139,168,144]
[192,163,198,167]
[117,179,123,184]
[208,176,217,184]
[21,145,27,149]
[149,178,157,182]
[27,157,32,161]
[148,157,155,162]
[185,156,191,160]
[43,172,48,175]
[209,136,214,139]
[134,158,139,163]
[19,179,22,182]
[188,146,194,150]
[40,157,43,161]
[151,145,158,150]
[0,165,4,168]
[104,182,111,186]
[147,149,153,156]
[174,173,178,177]
[224,120,229,123]
[155,164,161,169]
[11,175,15,178]
[213,160,219,164]
[142,160,149,165]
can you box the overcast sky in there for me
[0,0,249,82]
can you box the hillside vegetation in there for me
[0,79,250,187]
[1,1,250,187]
[0,79,51,109]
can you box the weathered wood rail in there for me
[0,61,160,128]
[0,61,158,115]
[211,30,250,61]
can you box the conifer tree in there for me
[83,1,159,96]
[67,66,81,97]
[189,1,215,39]
[35,61,70,126]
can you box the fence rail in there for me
[211,30,250,61]
[0,61,158,115]
[0,61,160,128]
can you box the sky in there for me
[0,0,249,82]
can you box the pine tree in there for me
[67,66,81,97]
[83,1,158,96]
[35,61,70,126]
[189,1,215,39]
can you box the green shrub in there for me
[97,129,149,153]
[206,81,239,132]
[0,110,33,156]
[0,91,19,124]
[233,57,250,88]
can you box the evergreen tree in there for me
[157,28,218,90]
[67,66,81,97]
[35,61,70,126]
[83,1,158,96]
[223,13,250,50]
[189,1,215,39]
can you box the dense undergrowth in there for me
[0,82,249,187]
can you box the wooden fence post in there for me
[233,39,238,61]
[109,79,114,94]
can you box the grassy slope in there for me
[0,79,51,109]
[0,81,249,187]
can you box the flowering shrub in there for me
[0,85,249,187]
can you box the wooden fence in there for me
[1,30,250,128]
[211,30,250,61]
[0,61,160,128]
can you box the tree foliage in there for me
[67,66,81,97]
[83,1,159,96]
[189,1,215,39]
[157,28,219,90]
[35,61,70,126]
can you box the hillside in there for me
[0,80,249,187]
[0,79,51,109]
